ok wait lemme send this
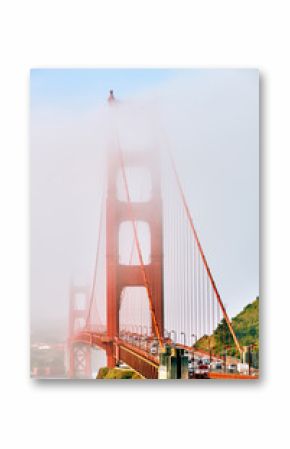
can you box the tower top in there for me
[108,89,115,103]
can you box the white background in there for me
[0,1,288,448]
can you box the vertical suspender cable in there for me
[190,228,193,345]
[167,150,242,355]
[207,276,210,335]
[188,226,191,345]
[177,197,179,338]
[202,260,205,337]
[198,251,201,339]
[193,240,198,339]
[174,187,177,338]
[212,282,214,333]
[182,205,185,342]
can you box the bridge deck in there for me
[72,331,258,380]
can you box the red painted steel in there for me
[118,344,158,379]
[68,285,92,378]
[118,147,163,347]
[168,150,243,355]
[208,372,258,380]
[66,93,248,379]
[106,149,164,366]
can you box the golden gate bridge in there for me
[67,91,253,380]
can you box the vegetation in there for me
[96,367,143,379]
[195,297,259,359]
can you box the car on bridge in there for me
[227,363,238,373]
[116,362,130,370]
[202,358,211,365]
[210,361,224,371]
[188,359,197,371]
[194,363,209,378]
[150,339,159,355]
[237,362,249,374]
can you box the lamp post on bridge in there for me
[128,325,134,344]
[206,335,213,371]
[224,345,231,372]
[137,325,143,347]
[248,343,257,375]
[191,334,196,348]
[180,331,186,346]
[126,324,131,342]
[133,325,139,346]
[191,334,197,369]
[142,325,148,351]
[170,330,176,346]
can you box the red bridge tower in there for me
[68,284,91,378]
[106,149,164,367]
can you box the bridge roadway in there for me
[71,331,257,380]
[71,331,159,378]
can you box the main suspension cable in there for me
[168,150,242,355]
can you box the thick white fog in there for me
[30,69,259,341]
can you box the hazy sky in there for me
[30,68,259,340]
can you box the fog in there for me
[30,69,259,342]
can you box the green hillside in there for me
[96,367,143,379]
[195,297,259,358]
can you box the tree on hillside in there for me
[213,318,237,356]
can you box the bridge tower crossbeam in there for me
[106,149,164,367]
